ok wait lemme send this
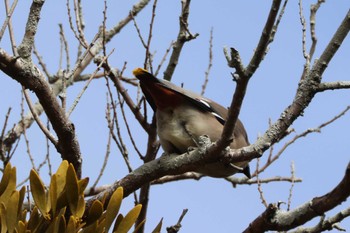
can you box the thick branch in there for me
[244,162,350,232]
[216,0,282,152]
[0,49,82,177]
[221,9,350,164]
[17,0,45,59]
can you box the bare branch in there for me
[309,0,325,60]
[23,88,58,146]
[4,0,18,55]
[166,209,188,233]
[221,9,350,164]
[217,0,283,154]
[287,161,295,211]
[317,81,350,92]
[0,48,83,177]
[67,50,114,117]
[256,158,268,208]
[163,0,199,81]
[243,162,350,232]
[201,27,213,96]
[291,206,350,232]
[0,0,18,42]
[225,176,302,186]
[17,0,45,59]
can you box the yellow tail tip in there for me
[132,67,148,76]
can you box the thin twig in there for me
[163,0,199,81]
[143,0,158,72]
[67,49,115,117]
[92,109,112,189]
[287,161,295,211]
[66,0,87,48]
[33,44,51,79]
[201,27,213,96]
[154,40,173,76]
[4,0,18,56]
[59,24,70,71]
[0,108,12,162]
[166,209,188,233]
[256,158,268,208]
[21,92,35,169]
[309,0,324,60]
[298,0,310,61]
[22,88,58,146]
[255,105,350,176]
[0,0,18,42]
[269,0,289,43]
[45,119,52,177]
[73,0,88,47]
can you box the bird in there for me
[133,68,251,178]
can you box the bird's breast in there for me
[156,105,223,153]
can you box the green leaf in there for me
[114,204,142,233]
[105,187,123,232]
[30,169,50,220]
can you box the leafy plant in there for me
[0,161,161,233]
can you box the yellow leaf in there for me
[55,161,69,195]
[133,219,146,233]
[66,216,77,233]
[66,164,79,216]
[112,214,124,232]
[0,203,8,233]
[78,177,89,195]
[27,206,39,231]
[76,196,86,219]
[0,163,11,195]
[87,200,103,226]
[58,214,66,233]
[105,187,123,232]
[17,221,26,233]
[0,165,16,205]
[46,216,59,233]
[30,169,50,220]
[7,191,19,233]
[18,186,26,220]
[151,218,163,233]
[114,204,142,233]
[50,174,58,216]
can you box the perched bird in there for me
[133,68,250,178]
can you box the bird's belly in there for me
[156,110,194,153]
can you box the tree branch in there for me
[0,48,83,177]
[243,162,350,232]
[163,0,199,81]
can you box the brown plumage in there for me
[133,68,250,178]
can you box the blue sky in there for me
[1,1,350,232]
